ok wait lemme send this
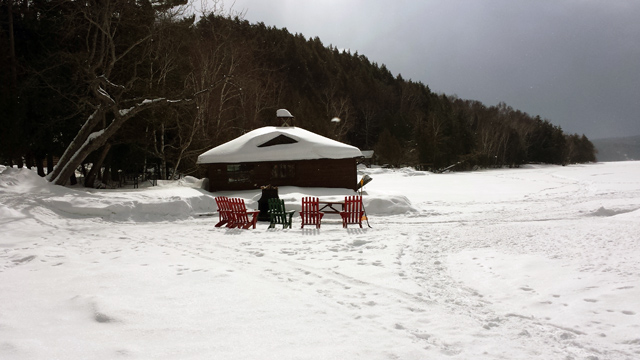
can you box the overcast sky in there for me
[207,0,640,139]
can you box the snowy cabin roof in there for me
[197,126,363,164]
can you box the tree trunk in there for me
[35,155,46,177]
[47,153,54,174]
[48,107,103,184]
[160,123,167,179]
[25,153,34,169]
[85,143,111,188]
[102,166,110,186]
[8,0,18,93]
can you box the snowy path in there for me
[1,162,640,359]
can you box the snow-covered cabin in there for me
[197,126,363,192]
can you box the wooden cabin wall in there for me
[206,159,358,192]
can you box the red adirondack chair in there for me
[228,198,260,229]
[300,197,324,229]
[214,196,233,227]
[340,196,365,228]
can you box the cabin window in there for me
[226,164,252,183]
[271,164,296,179]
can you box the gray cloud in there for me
[212,0,640,139]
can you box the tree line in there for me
[0,0,597,187]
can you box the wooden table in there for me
[318,200,344,214]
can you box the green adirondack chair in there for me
[267,198,295,229]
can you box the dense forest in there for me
[0,0,597,187]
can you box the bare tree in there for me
[238,71,284,129]
[360,101,377,149]
[320,82,354,142]
[47,0,199,186]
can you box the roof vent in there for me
[276,108,294,127]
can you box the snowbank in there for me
[0,167,217,222]
[0,167,417,222]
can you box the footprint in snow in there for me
[351,239,370,247]
[94,312,115,323]
[412,332,431,340]
[616,286,634,290]
[12,255,36,264]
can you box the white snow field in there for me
[1,161,639,359]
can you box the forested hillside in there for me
[0,1,597,186]
[592,136,640,162]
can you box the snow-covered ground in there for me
[1,162,639,359]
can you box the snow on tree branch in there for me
[97,87,115,104]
